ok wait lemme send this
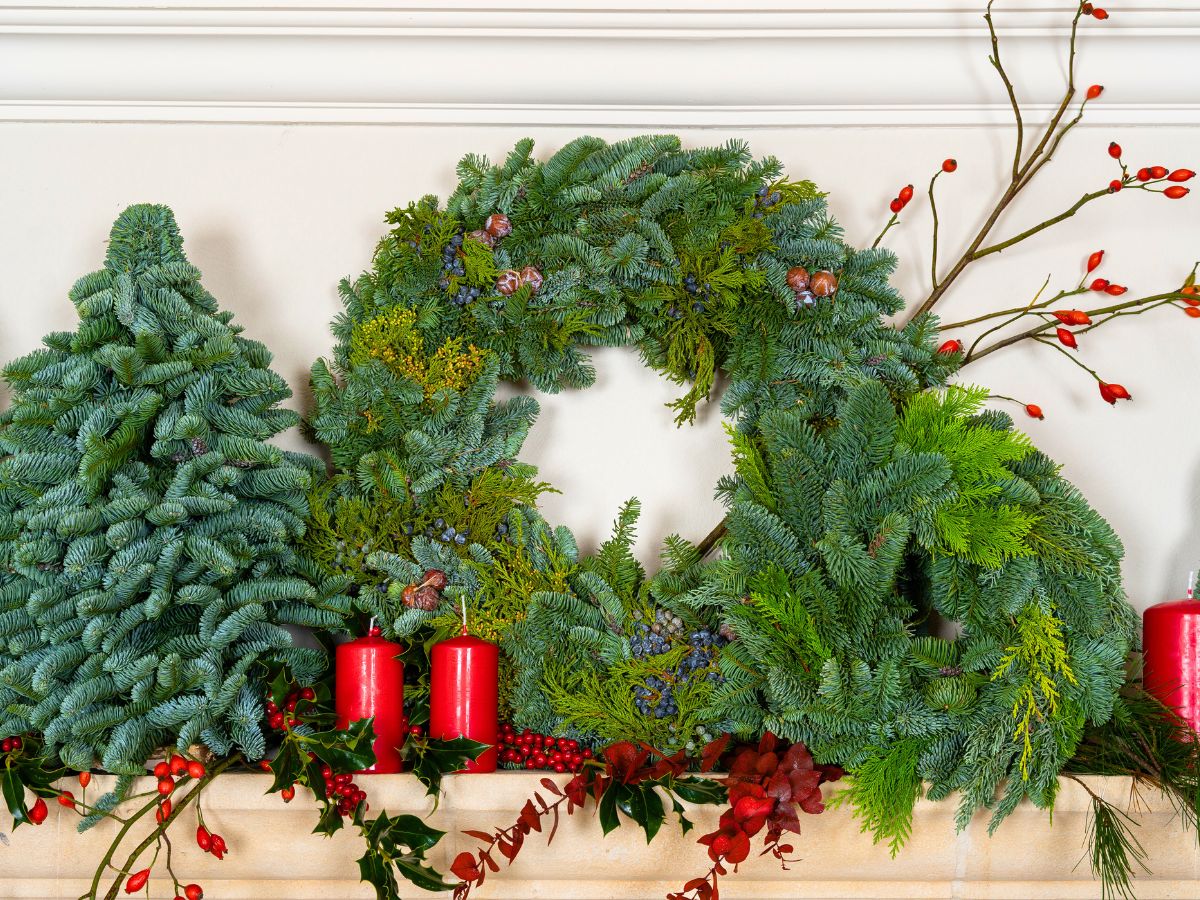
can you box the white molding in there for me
[1,2,1197,126]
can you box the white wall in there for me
[2,2,1198,611]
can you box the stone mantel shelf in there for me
[2,773,1198,899]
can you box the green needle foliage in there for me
[307,134,1142,863]
[0,205,347,783]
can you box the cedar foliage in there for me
[0,205,346,785]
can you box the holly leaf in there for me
[597,781,624,835]
[267,739,302,795]
[668,776,728,807]
[671,796,694,835]
[357,847,400,900]
[2,767,30,829]
[402,736,489,801]
[301,717,378,775]
[618,782,665,844]
[313,797,345,837]
[359,811,451,895]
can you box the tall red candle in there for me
[429,626,498,772]
[1143,594,1200,734]
[336,628,406,774]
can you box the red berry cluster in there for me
[265,685,316,732]
[1106,143,1193,199]
[0,735,23,754]
[319,761,369,818]
[1081,3,1109,20]
[196,824,229,859]
[150,753,207,806]
[498,724,594,773]
[888,183,914,215]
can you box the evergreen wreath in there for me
[305,133,1134,854]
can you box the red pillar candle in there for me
[336,627,406,774]
[429,626,498,772]
[1143,591,1200,734]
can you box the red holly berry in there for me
[1056,327,1079,349]
[196,825,212,852]
[1109,179,1123,192]
[1090,278,1110,291]
[1086,250,1104,272]
[1168,169,1196,182]
[153,761,170,778]
[409,724,424,737]
[57,790,75,808]
[169,755,187,777]
[78,771,91,788]
[1150,166,1169,179]
[942,158,958,173]
[889,198,904,214]
[184,884,204,900]
[1136,168,1152,182]
[124,869,150,894]
[937,339,962,355]
[1104,283,1127,296]
[1165,186,1191,199]
[1092,8,1109,19]
[1107,142,1122,159]
[157,777,174,796]
[187,761,206,780]
[1025,404,1045,420]
[28,796,48,825]
[898,184,914,203]
[300,687,316,701]
[156,798,172,823]
[1086,84,1104,100]
[281,785,296,803]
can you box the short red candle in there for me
[335,631,406,774]
[429,628,498,772]
[1143,598,1200,733]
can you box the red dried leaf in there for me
[497,838,517,861]
[603,741,650,783]
[548,804,560,846]
[757,732,778,755]
[725,829,752,865]
[520,799,542,833]
[700,733,731,773]
[451,851,481,883]
[798,790,826,815]
[462,829,494,842]
[483,852,500,873]
[540,778,563,797]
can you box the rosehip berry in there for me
[28,796,48,825]
[1109,179,1123,192]
[1090,278,1110,291]
[1150,166,1169,179]
[1181,286,1200,306]
[942,158,957,173]
[1104,284,1127,296]
[1092,8,1108,20]
[898,184,914,203]
[184,884,204,900]
[937,339,962,355]
[1086,250,1104,273]
[78,771,91,788]
[889,198,904,214]
[1165,186,1190,199]
[258,759,272,772]
[281,785,296,803]
[124,868,150,894]
[169,755,187,776]
[1107,142,1122,159]
[209,834,227,859]
[196,826,212,852]
[1184,307,1200,318]
[1025,404,1045,420]
[1098,382,1119,405]
[57,791,75,808]
[1108,383,1131,400]
[1168,169,1196,182]
[153,761,170,778]
[1070,310,1092,326]
[1086,84,1103,100]
[1056,327,1078,349]
[156,798,172,823]
[187,761,206,780]
[1137,168,1152,182]
[1082,2,1093,13]
[157,777,175,796]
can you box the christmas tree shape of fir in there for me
[0,205,346,786]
